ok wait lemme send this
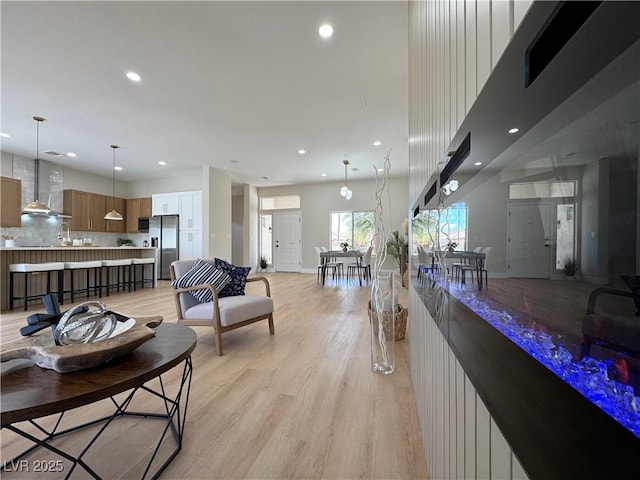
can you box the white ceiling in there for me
[1,1,408,186]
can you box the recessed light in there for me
[377,168,383,172]
[373,141,382,147]
[0,132,13,138]
[321,173,327,177]
[66,152,77,158]
[114,166,123,171]
[298,149,307,155]
[319,24,334,38]
[158,161,167,166]
[474,161,482,166]
[126,71,142,82]
[508,127,519,134]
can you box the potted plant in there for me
[387,230,409,286]
[117,238,134,247]
[340,242,349,252]
[561,257,580,279]
[259,255,268,271]
[445,241,458,252]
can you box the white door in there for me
[274,212,301,272]
[508,203,552,278]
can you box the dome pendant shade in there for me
[22,116,53,214]
[104,209,123,221]
[105,144,123,221]
[23,199,51,214]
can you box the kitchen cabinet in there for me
[179,230,202,261]
[1,177,22,227]
[125,197,151,233]
[178,190,202,260]
[178,190,202,231]
[152,192,179,216]
[140,197,152,217]
[63,190,108,232]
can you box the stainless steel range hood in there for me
[22,158,70,218]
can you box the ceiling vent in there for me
[45,150,64,157]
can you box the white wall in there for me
[244,184,259,268]
[203,166,232,261]
[231,193,243,264]
[127,169,202,197]
[258,176,409,271]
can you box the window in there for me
[509,180,575,199]
[330,211,375,251]
[260,195,300,210]
[556,203,576,268]
[412,202,467,251]
[260,214,272,264]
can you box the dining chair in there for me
[453,246,482,282]
[347,246,372,282]
[315,246,338,283]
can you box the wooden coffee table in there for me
[1,323,197,479]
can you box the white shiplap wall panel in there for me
[449,348,458,478]
[464,375,476,479]
[465,0,478,114]
[456,0,467,129]
[491,0,514,69]
[476,398,491,479]
[408,2,532,479]
[491,418,512,479]
[513,0,534,32]
[456,359,466,478]
[476,0,492,94]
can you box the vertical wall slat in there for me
[490,418,512,479]
[476,397,491,479]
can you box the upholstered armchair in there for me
[170,259,274,355]
[581,280,639,359]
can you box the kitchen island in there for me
[0,247,156,311]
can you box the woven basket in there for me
[368,301,408,341]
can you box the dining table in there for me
[428,250,486,290]
[319,250,364,286]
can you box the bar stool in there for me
[64,261,102,302]
[101,259,132,296]
[9,262,65,311]
[132,257,156,291]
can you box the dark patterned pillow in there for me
[172,259,231,303]
[620,275,640,316]
[214,258,251,297]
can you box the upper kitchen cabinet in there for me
[63,189,106,232]
[140,197,152,217]
[125,197,152,232]
[1,177,22,227]
[179,190,202,231]
[152,192,179,216]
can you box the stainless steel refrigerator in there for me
[149,215,179,280]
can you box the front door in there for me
[508,203,552,278]
[274,212,301,272]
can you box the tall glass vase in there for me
[370,272,395,374]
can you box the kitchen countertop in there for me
[0,246,157,251]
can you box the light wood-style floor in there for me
[0,273,427,479]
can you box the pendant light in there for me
[339,159,353,200]
[22,116,52,214]
[104,145,123,221]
